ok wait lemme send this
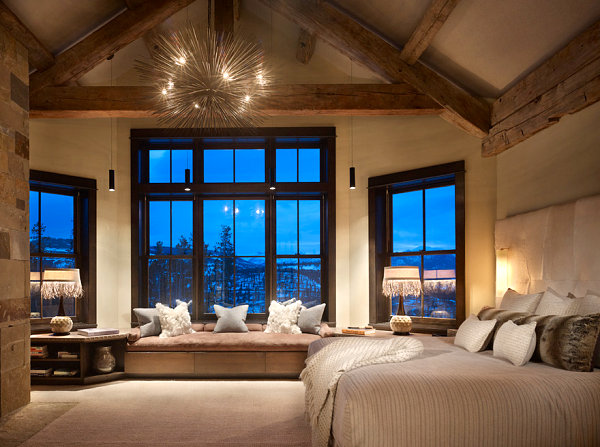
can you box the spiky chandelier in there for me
[136,24,270,129]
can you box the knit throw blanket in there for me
[300,337,424,447]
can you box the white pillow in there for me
[493,320,537,366]
[535,287,575,316]
[454,315,497,353]
[568,290,600,315]
[156,300,194,338]
[264,299,302,334]
[499,289,543,313]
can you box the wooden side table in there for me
[332,329,395,338]
[30,332,127,385]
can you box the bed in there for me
[308,335,600,447]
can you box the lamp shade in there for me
[30,271,41,281]
[382,266,421,297]
[383,266,420,281]
[41,268,83,300]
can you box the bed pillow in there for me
[499,288,543,313]
[515,313,600,371]
[298,303,326,334]
[265,299,302,334]
[535,287,575,316]
[133,307,161,337]
[213,304,249,333]
[493,320,537,366]
[477,307,532,349]
[567,290,600,316]
[454,315,497,353]
[156,300,194,338]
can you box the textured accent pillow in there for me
[213,304,249,333]
[535,287,575,316]
[265,299,302,334]
[133,307,161,338]
[156,300,194,338]
[567,290,600,316]
[499,289,543,313]
[493,320,537,366]
[477,307,531,349]
[515,313,600,371]
[454,315,497,353]
[298,303,326,334]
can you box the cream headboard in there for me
[495,194,600,298]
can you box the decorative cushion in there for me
[514,313,600,371]
[156,300,194,338]
[567,290,600,316]
[213,304,249,333]
[133,307,161,338]
[454,315,497,353]
[298,303,326,334]
[499,289,543,313]
[493,320,537,366]
[535,287,575,316]
[477,307,532,349]
[265,299,302,334]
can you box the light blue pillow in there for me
[298,303,326,334]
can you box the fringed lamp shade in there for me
[41,268,83,300]
[382,266,422,297]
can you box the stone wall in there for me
[0,25,30,415]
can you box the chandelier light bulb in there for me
[167,80,174,89]
[161,88,167,95]
[223,71,230,80]
[194,103,199,109]
[244,95,251,102]
[175,56,186,66]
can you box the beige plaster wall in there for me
[30,114,497,328]
[496,101,600,219]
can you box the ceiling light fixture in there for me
[136,24,271,129]
[349,58,356,190]
[108,54,116,192]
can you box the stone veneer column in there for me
[0,25,30,415]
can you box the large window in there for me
[29,171,96,325]
[369,162,465,332]
[131,128,335,322]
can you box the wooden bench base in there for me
[125,351,307,378]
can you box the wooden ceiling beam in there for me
[400,0,460,65]
[0,1,54,71]
[297,29,317,64]
[259,0,489,137]
[213,0,235,34]
[29,84,443,119]
[482,20,600,156]
[29,0,195,94]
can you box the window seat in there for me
[125,322,333,378]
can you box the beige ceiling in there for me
[4,0,600,99]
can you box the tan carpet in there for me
[20,380,311,446]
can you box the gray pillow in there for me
[214,304,249,333]
[298,303,326,334]
[133,308,161,338]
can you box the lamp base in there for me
[390,314,412,334]
[50,316,73,335]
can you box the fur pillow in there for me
[264,299,302,334]
[499,289,543,313]
[156,300,194,338]
[477,307,532,349]
[454,314,497,353]
[514,313,600,371]
[493,320,537,366]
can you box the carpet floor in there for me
[11,380,312,446]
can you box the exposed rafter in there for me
[29,84,443,119]
[213,0,235,34]
[0,1,54,71]
[482,20,600,156]
[400,0,460,65]
[259,0,489,137]
[29,0,195,94]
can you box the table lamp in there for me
[382,266,421,334]
[41,268,83,335]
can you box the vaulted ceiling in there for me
[2,0,600,156]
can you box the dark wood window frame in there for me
[368,161,465,333]
[130,127,336,324]
[29,170,97,331]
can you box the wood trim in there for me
[29,0,195,93]
[29,84,443,119]
[260,0,489,137]
[131,127,336,139]
[213,0,235,35]
[400,0,460,65]
[368,160,465,189]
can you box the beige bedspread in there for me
[309,335,600,447]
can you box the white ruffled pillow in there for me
[156,300,194,338]
[264,299,302,334]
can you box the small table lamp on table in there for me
[41,268,83,335]
[382,266,421,335]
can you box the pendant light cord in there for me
[110,55,113,171]
[350,58,353,167]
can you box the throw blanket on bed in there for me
[300,336,424,447]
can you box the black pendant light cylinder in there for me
[269,167,276,190]
[184,168,191,191]
[109,169,115,191]
[349,166,356,190]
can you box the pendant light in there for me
[108,54,115,192]
[184,151,191,191]
[349,58,356,190]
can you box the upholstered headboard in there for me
[495,194,600,298]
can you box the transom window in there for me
[131,128,336,322]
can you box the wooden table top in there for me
[31,332,128,343]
